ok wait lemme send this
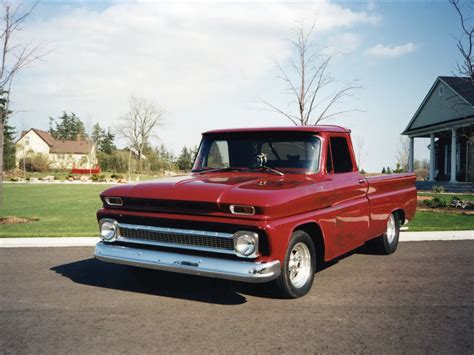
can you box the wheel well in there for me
[393,209,405,225]
[294,222,325,265]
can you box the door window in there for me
[329,137,353,173]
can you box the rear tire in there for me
[371,212,400,255]
[276,230,316,299]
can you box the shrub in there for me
[432,185,445,193]
[91,174,106,182]
[424,196,449,208]
[18,154,50,172]
[97,151,129,173]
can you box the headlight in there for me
[233,231,259,258]
[100,219,118,242]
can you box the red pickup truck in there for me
[95,126,416,298]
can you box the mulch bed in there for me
[416,196,474,215]
[0,216,39,225]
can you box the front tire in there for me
[276,230,316,298]
[371,212,400,255]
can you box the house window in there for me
[439,85,444,97]
[25,137,30,146]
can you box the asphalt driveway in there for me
[1,241,473,353]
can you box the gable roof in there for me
[403,76,474,134]
[18,128,56,146]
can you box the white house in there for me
[15,128,97,170]
[402,76,473,188]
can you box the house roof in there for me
[403,76,474,135]
[51,140,92,154]
[18,128,93,154]
[439,76,474,106]
[19,128,56,146]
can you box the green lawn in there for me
[0,184,472,237]
[406,211,473,231]
[0,184,110,237]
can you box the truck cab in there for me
[95,126,416,298]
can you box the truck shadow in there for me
[51,258,248,305]
[51,244,383,304]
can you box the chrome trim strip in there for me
[94,242,280,283]
[116,236,236,255]
[117,223,233,239]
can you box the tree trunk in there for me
[0,119,4,179]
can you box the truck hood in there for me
[101,173,327,219]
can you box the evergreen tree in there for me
[3,121,16,171]
[381,167,386,174]
[386,166,392,174]
[49,112,87,140]
[177,147,193,171]
[100,128,116,154]
[91,122,103,145]
[91,123,116,154]
[0,91,15,171]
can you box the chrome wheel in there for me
[386,214,396,244]
[288,242,312,288]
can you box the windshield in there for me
[192,132,321,174]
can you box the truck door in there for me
[324,135,370,257]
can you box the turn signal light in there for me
[229,205,255,215]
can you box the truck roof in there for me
[203,125,350,135]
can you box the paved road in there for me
[1,241,473,354]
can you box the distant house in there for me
[15,128,97,170]
[402,76,474,185]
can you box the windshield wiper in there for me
[251,166,285,176]
[194,167,245,174]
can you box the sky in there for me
[8,0,469,172]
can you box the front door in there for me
[324,135,369,258]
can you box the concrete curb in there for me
[0,231,473,248]
[399,230,474,242]
[0,237,100,248]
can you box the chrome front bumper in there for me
[94,242,281,283]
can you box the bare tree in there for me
[354,135,365,171]
[262,22,361,126]
[396,136,409,172]
[1,0,45,177]
[449,0,474,83]
[121,95,164,179]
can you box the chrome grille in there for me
[117,223,235,254]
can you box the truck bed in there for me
[366,173,417,239]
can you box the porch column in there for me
[408,136,414,173]
[429,133,435,181]
[450,128,457,183]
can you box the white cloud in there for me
[11,1,379,153]
[365,42,417,58]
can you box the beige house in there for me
[15,128,97,170]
